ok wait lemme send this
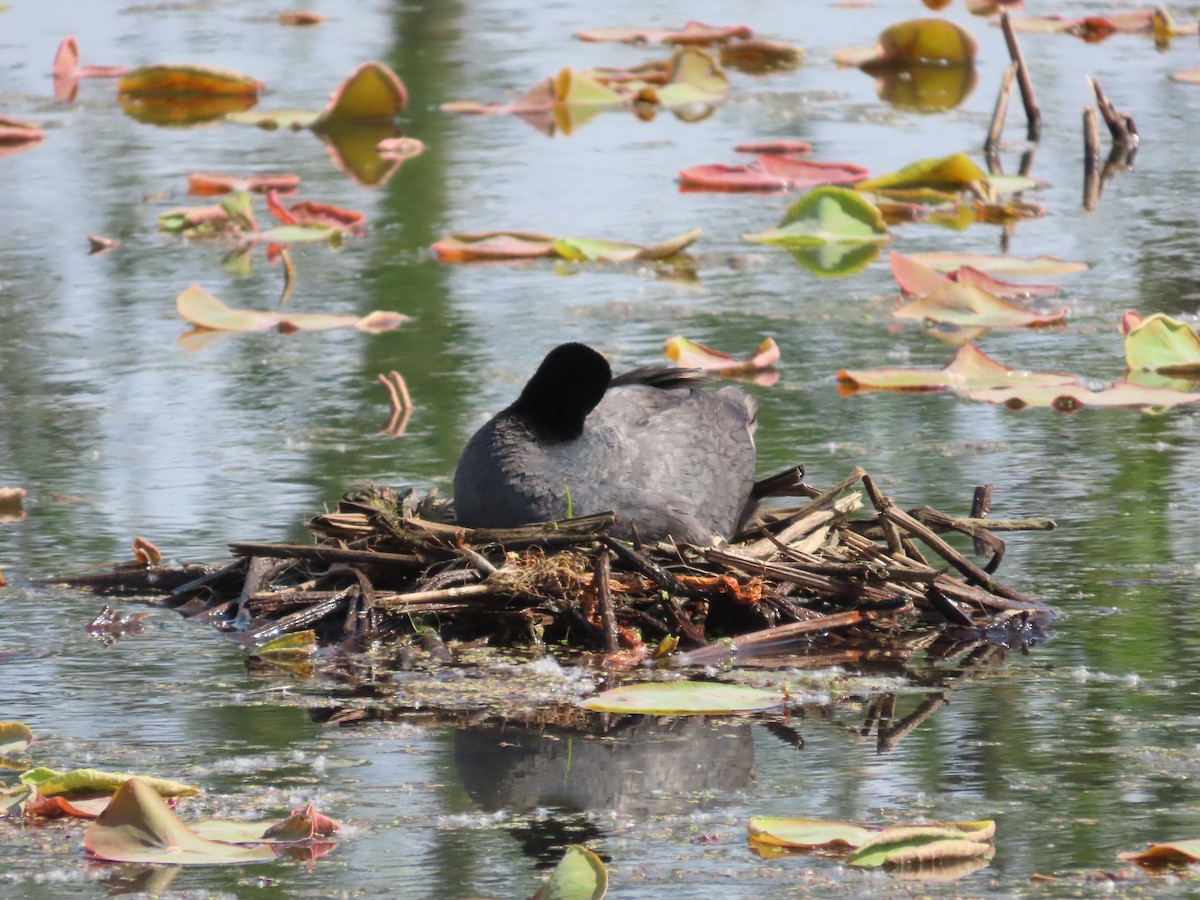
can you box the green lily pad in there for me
[534,845,608,900]
[580,681,785,715]
[743,186,890,246]
[20,767,198,799]
[856,153,987,193]
[749,817,875,849]
[1123,311,1200,374]
[848,823,994,868]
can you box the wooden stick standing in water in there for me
[1000,11,1041,142]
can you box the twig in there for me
[1087,76,1133,144]
[229,541,424,570]
[983,62,1018,168]
[666,609,867,667]
[1001,11,1041,142]
[862,474,906,560]
[1083,106,1101,211]
[594,548,619,655]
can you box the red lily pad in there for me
[1119,839,1200,868]
[0,117,45,150]
[432,231,557,262]
[953,265,1060,299]
[84,778,276,865]
[734,140,813,155]
[890,250,953,295]
[266,191,365,234]
[837,343,1079,396]
[187,173,301,196]
[894,283,1068,328]
[118,64,262,97]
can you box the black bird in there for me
[453,342,757,544]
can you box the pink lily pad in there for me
[734,140,813,155]
[837,343,1078,396]
[680,156,868,192]
[909,252,1088,276]
[894,283,1068,328]
[84,778,277,865]
[967,381,1200,411]
[176,285,406,338]
[574,22,752,45]
[187,172,301,196]
[663,336,780,383]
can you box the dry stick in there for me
[242,590,353,645]
[743,467,867,558]
[229,542,424,570]
[594,548,619,655]
[1001,11,1041,142]
[878,692,951,753]
[1083,106,1101,211]
[983,62,1018,169]
[862,474,906,560]
[909,506,1006,574]
[667,609,867,667]
[926,583,976,627]
[971,485,994,557]
[1087,76,1133,144]
[879,499,1034,603]
[375,582,495,607]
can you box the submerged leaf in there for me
[743,186,889,246]
[84,778,276,865]
[580,680,784,715]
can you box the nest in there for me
[55,466,1056,670]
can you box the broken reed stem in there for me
[971,485,994,556]
[1087,76,1133,144]
[862,474,906,560]
[229,542,424,570]
[983,62,1018,168]
[743,466,867,558]
[1084,106,1101,211]
[667,609,867,667]
[877,500,1033,603]
[1001,11,1041,142]
[593,548,620,655]
[375,582,494,607]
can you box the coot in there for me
[453,343,757,544]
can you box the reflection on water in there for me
[2,0,1200,895]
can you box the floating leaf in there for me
[837,343,1079,396]
[0,723,32,756]
[855,18,978,71]
[743,186,889,246]
[574,22,752,45]
[1119,839,1200,868]
[1171,67,1200,84]
[580,680,784,715]
[432,231,557,262]
[119,64,261,97]
[257,630,318,659]
[719,38,803,74]
[534,845,608,900]
[176,285,407,337]
[84,778,276,865]
[894,283,1068,328]
[1122,311,1200,375]
[314,61,407,126]
[849,823,995,868]
[192,804,339,844]
[952,266,1060,299]
[890,250,952,295]
[554,228,701,262]
[187,173,300,196]
[857,153,987,193]
[21,766,197,799]
[734,140,813,155]
[909,252,1087,275]
[749,817,875,849]
[664,336,780,376]
[652,48,729,107]
[278,11,325,27]
[967,381,1200,411]
[680,157,868,192]
[0,117,45,150]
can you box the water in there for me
[3,0,1200,895]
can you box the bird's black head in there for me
[509,343,612,441]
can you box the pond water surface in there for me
[3,0,1200,896]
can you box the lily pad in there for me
[1119,839,1200,868]
[967,381,1200,411]
[663,336,780,376]
[837,343,1079,396]
[187,173,301,196]
[580,680,785,715]
[894,283,1068,328]
[849,823,995,868]
[84,778,277,865]
[866,18,978,68]
[177,285,407,336]
[118,64,262,97]
[743,186,889,246]
[749,817,875,849]
[0,722,33,756]
[534,845,608,900]
[857,153,987,193]
[909,252,1088,276]
[1122,311,1200,375]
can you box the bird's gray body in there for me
[454,362,757,545]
